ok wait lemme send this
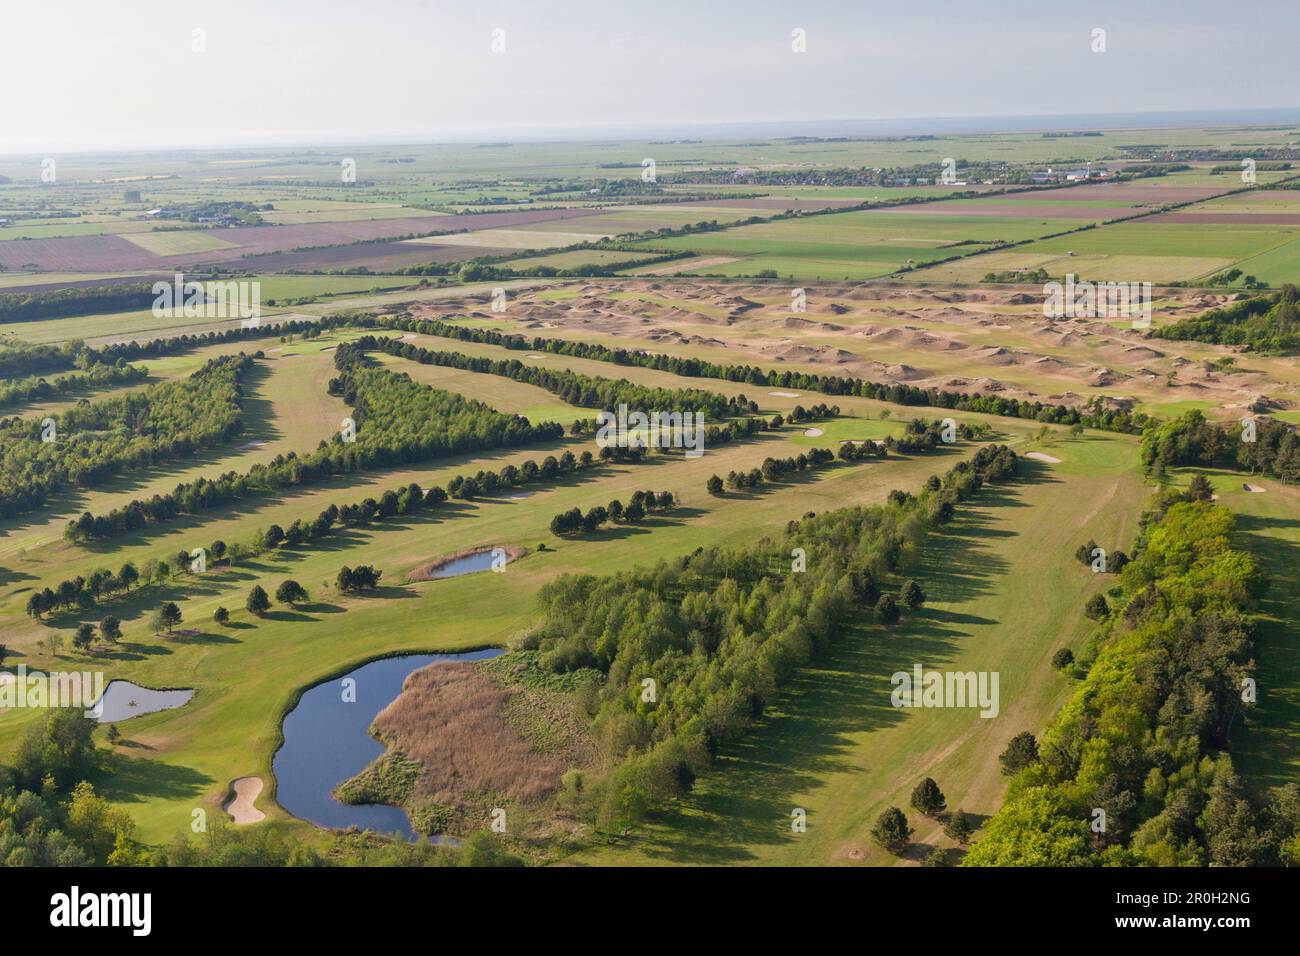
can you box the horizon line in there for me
[4,105,1300,159]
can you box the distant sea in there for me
[435,109,1300,143]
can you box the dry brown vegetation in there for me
[367,662,592,813]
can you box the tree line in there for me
[63,350,564,543]
[0,353,251,520]
[964,485,1294,866]
[0,359,148,411]
[524,443,1020,833]
[0,283,157,324]
[710,447,839,493]
[353,334,757,421]
[549,490,675,535]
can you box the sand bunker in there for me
[804,428,824,437]
[1244,484,1267,493]
[225,776,266,824]
[770,390,801,398]
[1025,451,1062,463]
[239,440,267,451]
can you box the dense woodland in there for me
[1154,285,1300,353]
[1142,409,1300,482]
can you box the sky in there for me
[2,0,1299,152]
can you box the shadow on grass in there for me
[602,486,1021,864]
[1233,511,1300,792]
[101,752,212,807]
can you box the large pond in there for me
[273,649,503,839]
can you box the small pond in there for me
[428,549,509,579]
[91,681,194,723]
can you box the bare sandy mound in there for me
[1025,451,1062,464]
[225,776,266,824]
[804,428,824,437]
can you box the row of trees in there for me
[708,447,838,494]
[3,353,252,521]
[64,354,564,543]
[524,443,1020,833]
[357,334,757,421]
[0,358,147,411]
[55,446,649,619]
[51,567,379,656]
[376,313,1154,435]
[549,490,676,535]
[51,446,649,621]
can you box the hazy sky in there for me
[3,0,1298,152]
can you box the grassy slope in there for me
[568,433,1146,866]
